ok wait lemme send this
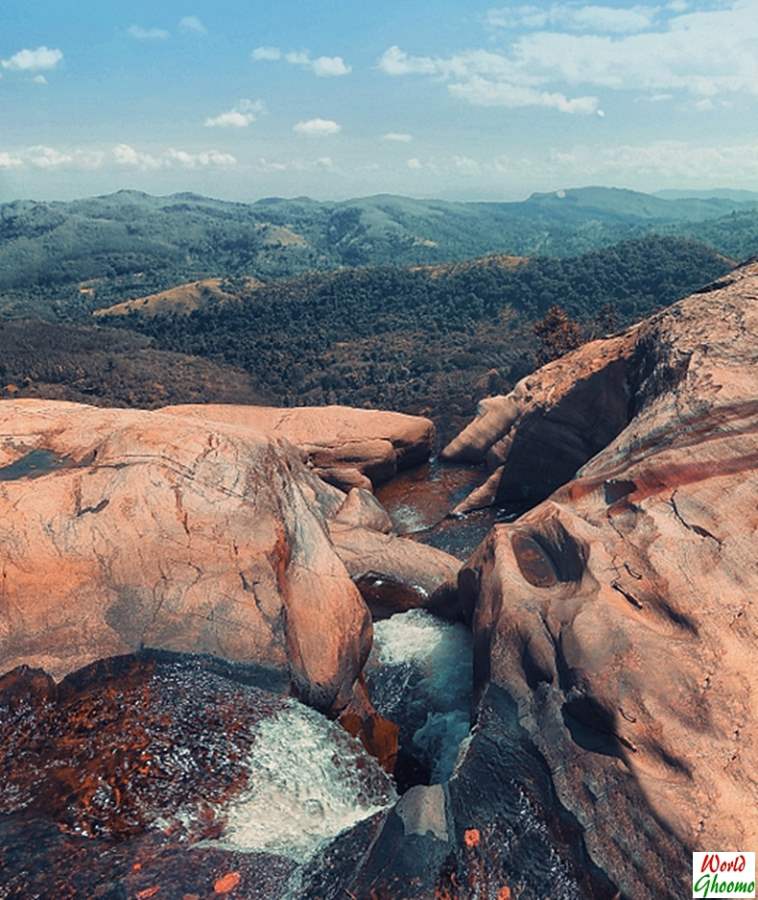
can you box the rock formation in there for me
[448,261,758,897]
[0,400,457,721]
[162,403,435,492]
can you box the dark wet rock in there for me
[0,653,396,899]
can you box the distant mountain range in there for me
[653,188,758,202]
[1,185,757,319]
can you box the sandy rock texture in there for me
[162,403,435,492]
[451,261,758,897]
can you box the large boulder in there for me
[162,403,435,492]
[0,400,370,714]
[0,400,458,723]
[451,262,758,897]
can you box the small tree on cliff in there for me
[533,305,584,366]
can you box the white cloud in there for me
[204,111,252,128]
[1,46,63,71]
[25,146,104,170]
[293,118,342,136]
[257,156,335,173]
[252,46,282,61]
[449,76,599,113]
[254,47,351,76]
[485,4,661,34]
[204,98,265,128]
[310,56,352,77]
[0,144,237,173]
[32,74,48,85]
[165,148,237,168]
[285,51,310,66]
[128,25,170,41]
[378,45,598,114]
[0,152,23,169]
[383,132,413,142]
[380,3,758,110]
[179,15,207,34]
[113,144,162,169]
[113,144,236,170]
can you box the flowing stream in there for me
[368,608,474,784]
[209,701,396,859]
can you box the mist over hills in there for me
[1,185,757,319]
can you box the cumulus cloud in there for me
[380,2,758,111]
[204,98,266,128]
[113,144,162,169]
[32,75,48,85]
[254,46,351,76]
[164,148,237,168]
[1,146,105,170]
[293,118,342,136]
[252,46,282,61]
[179,15,207,34]
[113,144,236,169]
[128,25,170,41]
[310,55,351,76]
[25,146,98,169]
[1,46,63,71]
[0,144,237,172]
[383,132,413,142]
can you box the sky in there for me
[2,0,758,202]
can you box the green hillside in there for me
[1,187,756,320]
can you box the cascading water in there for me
[209,700,397,860]
[367,607,474,784]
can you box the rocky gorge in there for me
[1,261,757,899]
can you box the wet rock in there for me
[0,653,396,899]
[338,675,399,773]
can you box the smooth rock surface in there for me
[162,403,435,491]
[453,261,758,898]
[0,400,371,714]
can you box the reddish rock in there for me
[162,403,435,491]
[330,488,461,619]
[0,400,370,714]
[338,676,399,773]
[453,262,758,897]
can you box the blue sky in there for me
[2,0,758,201]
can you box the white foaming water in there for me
[215,701,396,860]
[371,608,473,782]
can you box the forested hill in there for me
[1,186,756,319]
[107,236,734,439]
